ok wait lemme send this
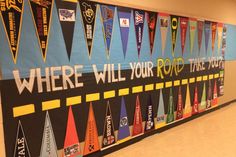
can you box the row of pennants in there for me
[14,79,219,157]
[0,0,226,63]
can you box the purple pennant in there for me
[204,21,211,53]
[118,7,131,58]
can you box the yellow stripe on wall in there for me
[209,74,214,79]
[156,83,164,89]
[165,81,172,88]
[182,79,188,85]
[13,104,35,117]
[145,84,154,91]
[86,93,100,102]
[203,75,208,81]
[196,76,202,82]
[214,73,219,78]
[132,86,143,93]
[66,96,81,106]
[174,80,180,86]
[42,99,60,111]
[118,88,129,96]
[104,90,115,99]
[189,77,195,83]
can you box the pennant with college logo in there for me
[217,23,223,54]
[204,21,211,53]
[189,18,197,53]
[55,0,77,60]
[0,0,23,63]
[176,86,183,120]
[117,97,130,141]
[100,4,115,57]
[147,11,157,55]
[183,84,192,118]
[118,7,131,57]
[13,121,31,157]
[166,88,174,123]
[156,89,166,128]
[63,106,82,157]
[29,0,53,62]
[212,80,218,107]
[197,20,204,53]
[102,101,116,148]
[145,95,155,132]
[221,25,227,57]
[159,13,169,56]
[132,95,143,136]
[206,80,212,109]
[133,9,145,57]
[180,17,188,55]
[40,111,58,157]
[79,0,97,57]
[219,71,224,96]
[192,86,199,115]
[199,82,206,112]
[171,15,179,56]
[83,103,100,156]
[211,22,217,52]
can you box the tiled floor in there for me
[106,103,236,157]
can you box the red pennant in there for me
[180,17,188,55]
[132,95,143,136]
[212,80,218,106]
[192,86,199,115]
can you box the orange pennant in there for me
[192,86,199,115]
[212,80,218,107]
[132,95,143,136]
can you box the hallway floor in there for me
[106,103,236,157]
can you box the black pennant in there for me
[171,15,179,56]
[13,121,31,157]
[55,0,77,60]
[145,95,155,132]
[79,0,97,57]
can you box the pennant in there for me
[166,88,175,123]
[0,0,23,63]
[117,97,130,141]
[40,111,58,157]
[217,23,223,54]
[100,4,115,56]
[145,95,155,132]
[206,80,212,109]
[147,11,157,55]
[221,25,227,57]
[132,95,143,136]
[176,86,183,120]
[83,103,100,156]
[79,0,97,57]
[55,0,77,60]
[13,121,31,157]
[212,80,218,107]
[211,22,217,52]
[159,13,169,56]
[29,0,53,62]
[204,21,211,53]
[199,82,206,112]
[102,101,116,148]
[63,106,82,157]
[192,86,199,115]
[156,89,166,128]
[133,9,145,57]
[219,74,224,96]
[183,84,192,118]
[197,20,204,53]
[118,7,131,57]
[180,17,188,55]
[189,18,197,53]
[171,15,179,56]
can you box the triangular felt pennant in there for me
[197,20,204,53]
[217,23,223,54]
[159,13,169,56]
[156,89,166,128]
[211,22,217,52]
[147,11,157,55]
[189,18,197,53]
[206,80,212,109]
[132,95,143,136]
[100,4,115,57]
[166,88,175,123]
[0,0,23,63]
[199,82,206,112]
[40,111,58,157]
[192,86,199,115]
[176,86,183,120]
[79,0,97,57]
[204,21,211,53]
[180,17,188,55]
[183,84,192,118]
[55,0,77,60]
[83,103,100,156]
[133,9,145,57]
[117,97,130,141]
[13,121,31,157]
[63,106,82,157]
[212,80,218,107]
[145,95,155,132]
[221,25,227,57]
[117,7,131,58]
[29,0,53,62]
[102,101,116,148]
[171,15,179,56]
